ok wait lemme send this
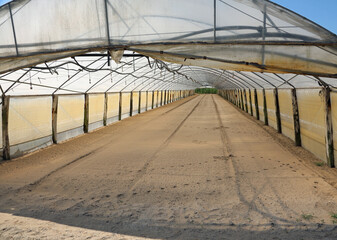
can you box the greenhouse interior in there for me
[1,0,337,239]
[0,0,337,167]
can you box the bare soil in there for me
[0,94,337,240]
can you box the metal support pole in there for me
[8,3,19,56]
[118,92,122,120]
[323,87,335,167]
[291,88,301,146]
[104,0,111,46]
[2,95,10,160]
[244,89,248,113]
[254,89,260,120]
[103,93,108,126]
[249,89,253,116]
[213,0,217,42]
[138,91,141,114]
[157,91,159,107]
[52,95,58,143]
[146,91,148,111]
[130,91,133,117]
[240,89,245,110]
[152,91,155,109]
[84,93,89,133]
[263,89,268,125]
[274,88,282,133]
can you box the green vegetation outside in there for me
[195,88,218,94]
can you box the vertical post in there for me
[274,88,282,133]
[249,89,253,116]
[261,3,267,66]
[244,89,248,113]
[104,0,111,46]
[291,88,301,146]
[118,92,122,120]
[138,91,141,114]
[8,3,19,56]
[157,91,159,107]
[240,89,244,110]
[84,93,89,133]
[164,90,167,105]
[254,89,260,120]
[323,87,335,167]
[161,90,163,106]
[146,91,148,111]
[103,93,108,126]
[263,89,268,125]
[152,91,155,109]
[2,95,10,160]
[213,0,216,42]
[130,91,133,117]
[52,95,58,143]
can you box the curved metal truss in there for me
[0,0,336,79]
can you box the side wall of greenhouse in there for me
[219,88,335,168]
[0,90,195,160]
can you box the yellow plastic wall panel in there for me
[257,90,264,122]
[57,95,84,133]
[297,89,326,162]
[331,92,337,160]
[89,94,104,124]
[107,93,119,119]
[122,93,131,115]
[265,90,277,130]
[9,96,52,146]
[278,89,295,141]
[141,92,147,109]
[147,92,153,109]
[133,92,139,112]
[166,91,170,103]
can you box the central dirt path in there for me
[0,94,337,239]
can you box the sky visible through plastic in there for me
[0,0,336,34]
[272,0,337,34]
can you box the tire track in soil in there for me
[214,95,302,220]
[122,95,206,198]
[211,95,296,225]
[0,95,199,197]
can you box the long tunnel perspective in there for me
[0,0,337,239]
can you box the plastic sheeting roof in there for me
[0,0,337,94]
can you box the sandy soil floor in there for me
[0,94,337,240]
